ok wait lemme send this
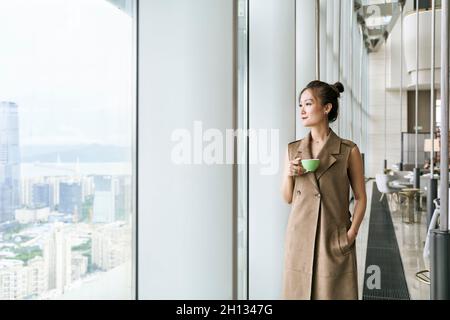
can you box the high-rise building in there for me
[92,223,130,271]
[25,257,48,298]
[114,177,125,221]
[0,260,27,299]
[81,176,94,201]
[44,223,72,293]
[21,179,32,207]
[93,176,115,223]
[0,102,21,223]
[15,207,50,224]
[0,257,48,300]
[46,176,65,207]
[32,183,53,208]
[59,182,82,215]
[71,252,88,281]
[121,176,132,225]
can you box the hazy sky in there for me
[0,0,134,147]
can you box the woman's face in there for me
[299,89,327,127]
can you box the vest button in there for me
[316,193,321,198]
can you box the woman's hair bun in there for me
[332,82,344,94]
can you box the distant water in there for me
[20,162,132,178]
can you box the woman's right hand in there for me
[282,151,302,204]
[288,157,305,177]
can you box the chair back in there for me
[392,171,412,183]
[375,174,394,194]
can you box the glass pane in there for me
[0,0,136,300]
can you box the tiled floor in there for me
[355,182,372,300]
[355,182,431,300]
[389,200,430,300]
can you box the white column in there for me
[249,0,296,299]
[138,0,234,299]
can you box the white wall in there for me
[138,0,234,299]
[367,41,407,177]
[249,0,296,299]
[365,9,442,176]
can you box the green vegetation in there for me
[5,246,43,266]
[83,252,96,273]
[115,208,126,221]
[82,196,94,222]
[74,239,95,274]
[72,238,91,252]
[2,224,33,241]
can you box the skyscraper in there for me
[93,176,115,223]
[32,183,53,209]
[59,182,82,215]
[0,102,21,223]
[44,223,72,293]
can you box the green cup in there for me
[301,159,320,173]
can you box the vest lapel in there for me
[315,129,341,180]
[296,132,320,192]
[296,129,342,191]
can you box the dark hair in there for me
[299,80,345,123]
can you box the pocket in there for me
[294,189,301,201]
[338,226,353,256]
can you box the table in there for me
[398,188,423,224]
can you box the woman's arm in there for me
[281,148,303,204]
[347,145,367,244]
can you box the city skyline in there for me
[0,102,132,298]
[0,0,135,299]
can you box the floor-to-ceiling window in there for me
[0,0,136,300]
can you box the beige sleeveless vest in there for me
[282,129,358,300]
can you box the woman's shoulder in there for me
[286,139,302,160]
[288,139,302,146]
[287,138,303,151]
[340,137,357,149]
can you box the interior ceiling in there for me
[355,0,403,52]
[102,0,410,53]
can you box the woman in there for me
[281,80,366,300]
